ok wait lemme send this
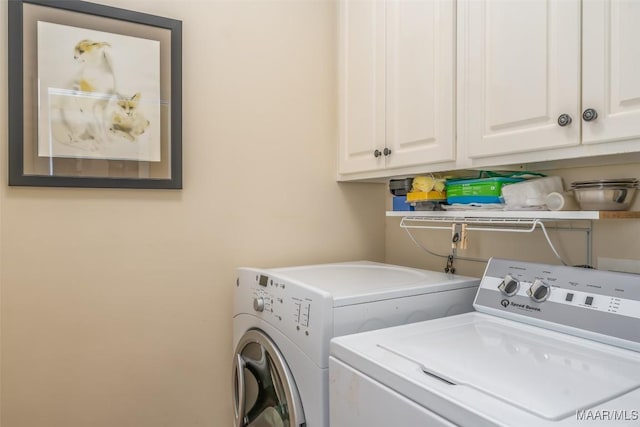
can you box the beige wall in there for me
[386,163,640,278]
[0,1,385,426]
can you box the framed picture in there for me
[8,0,182,188]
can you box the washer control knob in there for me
[527,279,551,303]
[498,275,520,297]
[253,297,265,312]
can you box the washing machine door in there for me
[232,329,305,427]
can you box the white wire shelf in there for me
[388,210,640,266]
[386,210,640,220]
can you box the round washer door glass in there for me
[232,329,304,427]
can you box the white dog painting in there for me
[37,22,161,162]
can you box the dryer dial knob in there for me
[253,297,265,312]
[498,275,520,297]
[527,279,551,303]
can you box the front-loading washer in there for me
[231,260,480,426]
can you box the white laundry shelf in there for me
[387,210,640,267]
[386,210,640,220]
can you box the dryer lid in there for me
[380,315,640,421]
[269,262,478,306]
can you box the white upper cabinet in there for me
[582,0,640,145]
[338,0,456,179]
[338,0,640,181]
[384,1,455,169]
[460,0,582,159]
[460,0,640,164]
[337,0,386,175]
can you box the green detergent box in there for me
[446,177,524,204]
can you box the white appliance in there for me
[330,258,640,427]
[232,261,480,426]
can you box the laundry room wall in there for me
[0,1,386,426]
[385,163,640,278]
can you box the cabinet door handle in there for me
[557,114,572,127]
[582,108,598,122]
[373,149,382,158]
[383,147,392,156]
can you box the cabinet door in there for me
[461,0,581,158]
[338,0,386,174]
[582,0,640,145]
[385,0,456,169]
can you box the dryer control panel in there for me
[474,258,640,351]
[234,268,334,368]
[252,273,314,330]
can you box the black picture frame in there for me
[8,0,182,189]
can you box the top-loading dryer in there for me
[231,260,480,426]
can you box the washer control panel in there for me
[475,258,640,350]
